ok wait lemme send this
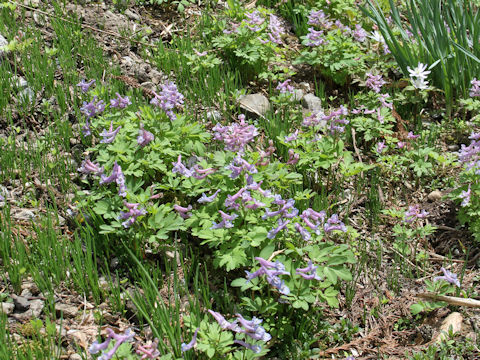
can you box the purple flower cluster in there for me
[404,205,428,223]
[174,204,193,219]
[256,140,276,166]
[78,158,104,176]
[171,154,215,180]
[353,24,368,42]
[137,123,154,147]
[302,110,324,127]
[458,132,480,172]
[208,310,270,350]
[211,210,238,229]
[299,208,326,236]
[245,10,264,31]
[286,149,299,165]
[470,78,480,97]
[284,129,299,142]
[110,93,131,109]
[376,141,386,154]
[137,339,160,359]
[119,202,147,228]
[323,105,349,134]
[324,214,347,233]
[77,79,95,93]
[262,195,298,220]
[100,121,122,144]
[100,161,127,197]
[89,328,135,360]
[267,14,284,44]
[198,189,221,204]
[307,9,327,26]
[459,185,471,207]
[277,79,294,95]
[150,81,184,121]
[226,155,257,179]
[82,119,92,136]
[305,27,327,46]
[181,328,199,353]
[434,267,461,287]
[246,257,290,295]
[365,72,387,93]
[296,260,321,280]
[81,96,105,119]
[212,114,259,152]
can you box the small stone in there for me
[29,299,44,317]
[13,76,28,89]
[427,190,443,202]
[121,56,134,69]
[206,110,222,122]
[12,209,36,221]
[448,144,459,152]
[0,34,8,58]
[293,89,304,101]
[18,87,36,104]
[299,82,311,93]
[124,9,140,21]
[302,93,322,112]
[69,354,82,360]
[33,12,46,26]
[1,302,14,315]
[20,289,32,298]
[238,93,270,118]
[98,277,110,291]
[11,294,30,311]
[55,303,78,318]
[140,81,155,92]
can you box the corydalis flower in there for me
[100,161,127,197]
[284,129,299,142]
[198,189,220,203]
[407,131,420,139]
[469,78,480,97]
[434,267,461,287]
[81,96,105,119]
[404,205,428,223]
[245,257,290,295]
[233,340,261,353]
[172,154,193,177]
[211,210,238,229]
[181,328,199,352]
[137,123,154,147]
[77,79,95,93]
[267,14,284,44]
[307,9,327,26]
[245,10,264,31]
[294,223,311,241]
[353,24,367,42]
[305,27,326,46]
[267,219,290,239]
[110,93,131,109]
[324,214,347,233]
[277,79,294,95]
[82,119,91,136]
[150,81,184,121]
[365,72,386,93]
[212,114,259,152]
[286,149,299,165]
[459,185,471,207]
[78,158,104,176]
[136,339,160,359]
[173,204,192,219]
[89,328,135,360]
[119,202,147,228]
[376,141,386,154]
[100,121,122,144]
[296,261,321,280]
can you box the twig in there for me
[416,292,480,308]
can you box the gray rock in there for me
[427,190,443,202]
[238,93,270,118]
[12,209,36,221]
[125,9,140,21]
[448,144,459,152]
[293,89,304,102]
[0,34,8,58]
[299,82,311,93]
[1,302,14,315]
[11,294,30,311]
[18,87,35,104]
[13,76,28,89]
[33,11,46,26]
[55,303,78,318]
[69,354,82,360]
[206,110,222,122]
[302,93,322,112]
[29,299,44,317]
[121,56,134,69]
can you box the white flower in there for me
[411,77,429,90]
[407,63,431,79]
[369,30,385,44]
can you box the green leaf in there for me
[410,303,424,315]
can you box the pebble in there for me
[11,294,30,311]
[427,190,443,202]
[1,302,14,315]
[302,93,322,112]
[238,93,270,118]
[448,144,459,152]
[124,9,140,21]
[69,355,82,360]
[55,303,79,318]
[206,110,221,122]
[293,89,304,102]
[18,87,36,105]
[0,34,8,58]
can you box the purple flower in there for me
[245,257,290,295]
[365,72,386,93]
[82,119,92,136]
[434,267,461,287]
[296,261,321,280]
[89,328,135,360]
[267,14,284,44]
[376,141,386,154]
[469,78,480,97]
[233,340,261,353]
[286,149,299,165]
[150,81,184,121]
[78,159,104,175]
[404,205,428,223]
[181,328,199,352]
[407,131,420,140]
[198,189,220,203]
[213,115,259,152]
[324,214,347,233]
[459,185,471,207]
[353,24,368,42]
[208,310,239,331]
[100,121,122,144]
[119,202,147,228]
[284,129,299,142]
[137,123,154,147]
[224,187,246,210]
[294,222,311,241]
[378,93,393,109]
[81,96,105,119]
[77,79,95,93]
[99,161,127,197]
[398,141,406,149]
[172,154,193,177]
[110,93,131,109]
[305,27,326,46]
[245,10,264,31]
[211,210,238,229]
[307,9,327,26]
[277,79,294,95]
[136,339,160,359]
[173,204,192,219]
[267,219,290,239]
